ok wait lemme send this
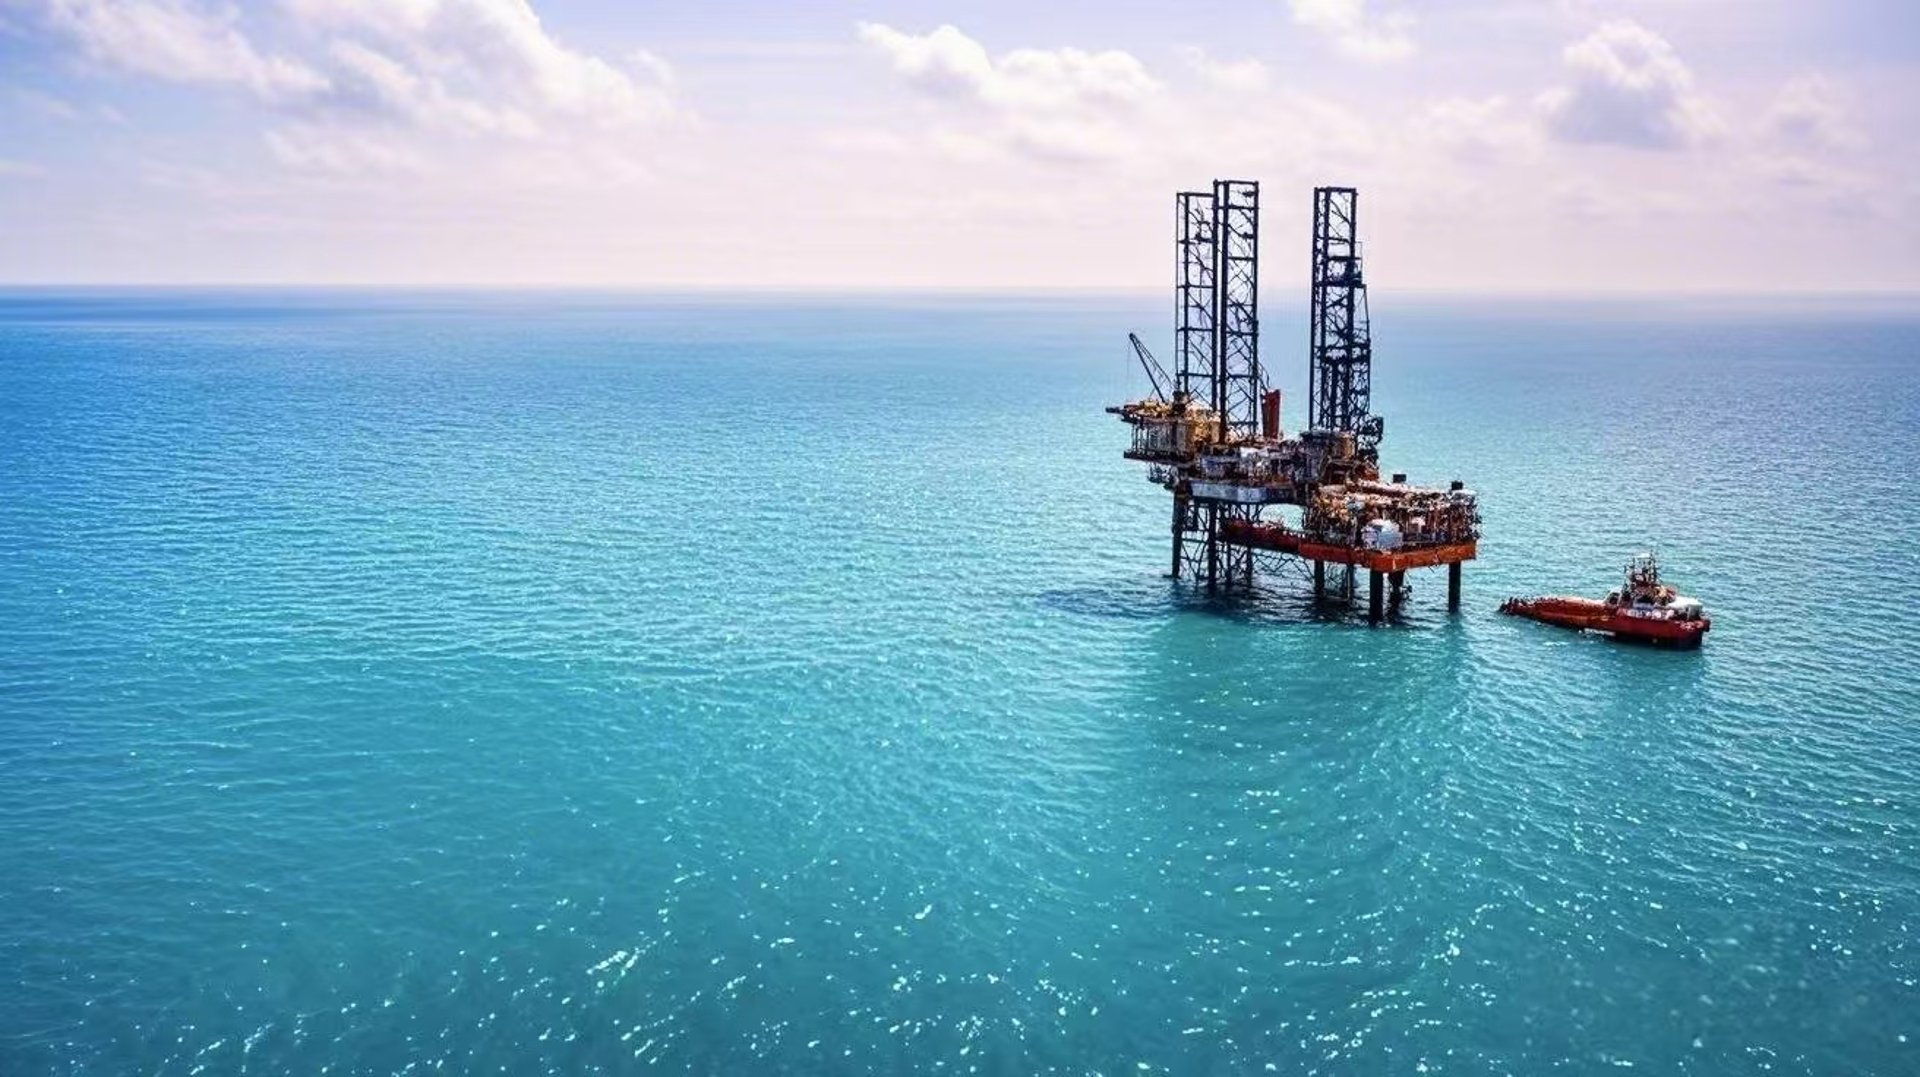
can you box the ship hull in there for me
[1499,596,1710,648]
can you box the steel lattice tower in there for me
[1169,180,1261,588]
[1214,181,1260,440]
[1170,190,1216,582]
[1308,187,1381,455]
[1174,192,1216,412]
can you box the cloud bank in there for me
[1288,0,1414,63]
[856,22,1163,162]
[36,0,326,99]
[12,0,679,180]
[1539,21,1719,150]
[0,2,1907,290]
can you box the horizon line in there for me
[4,282,1920,301]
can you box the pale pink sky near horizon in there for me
[1,0,1915,292]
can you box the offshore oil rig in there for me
[1108,181,1480,623]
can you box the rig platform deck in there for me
[1220,521,1476,573]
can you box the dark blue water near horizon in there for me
[2,289,1917,1074]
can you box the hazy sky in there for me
[1,0,1915,290]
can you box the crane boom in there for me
[1129,333,1174,402]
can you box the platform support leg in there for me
[1388,571,1405,608]
[1447,562,1462,611]
[1369,570,1384,624]
[1170,497,1185,579]
[1204,509,1219,591]
[1313,560,1325,598]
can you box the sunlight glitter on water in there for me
[0,291,1916,1074]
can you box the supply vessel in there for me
[1500,554,1710,647]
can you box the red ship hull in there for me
[1499,596,1710,648]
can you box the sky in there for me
[0,0,1916,291]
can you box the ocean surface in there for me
[1,288,1917,1075]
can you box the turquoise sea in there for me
[1,289,1916,1074]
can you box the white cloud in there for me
[5,1,1909,289]
[855,23,990,101]
[1288,0,1414,63]
[253,0,683,178]
[1416,96,1537,162]
[630,48,676,94]
[13,0,683,181]
[1757,155,1863,192]
[34,0,327,100]
[855,23,1161,163]
[323,39,538,136]
[1762,75,1864,152]
[1539,21,1719,150]
[265,124,426,175]
[1743,75,1874,212]
[8,85,124,123]
[13,0,682,176]
[1177,46,1270,92]
[1749,153,1884,218]
[857,22,1159,114]
[287,0,675,129]
[255,0,687,176]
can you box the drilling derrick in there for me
[1174,191,1215,413]
[1109,181,1482,622]
[1164,181,1263,587]
[1216,182,1261,441]
[1308,187,1382,457]
[1169,189,1220,584]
